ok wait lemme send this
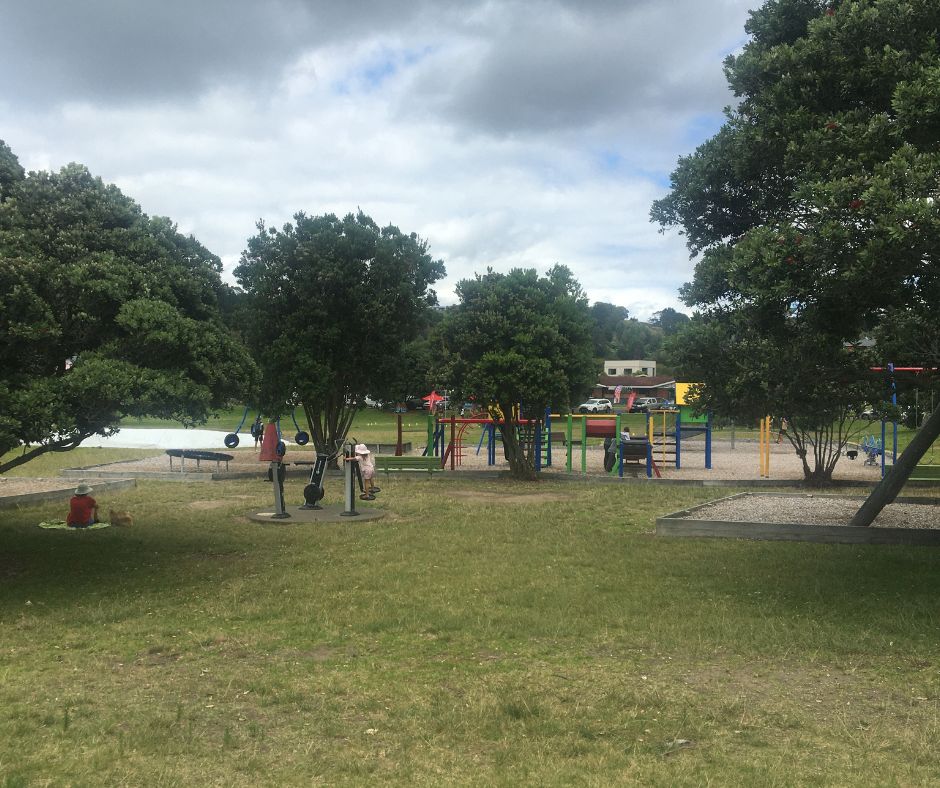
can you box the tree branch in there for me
[0,433,92,475]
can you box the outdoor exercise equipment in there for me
[340,442,360,517]
[259,421,289,519]
[300,452,329,509]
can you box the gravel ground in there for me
[682,494,940,529]
[0,438,890,487]
[0,477,84,497]
[452,437,887,483]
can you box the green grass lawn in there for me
[2,472,940,785]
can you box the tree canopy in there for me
[441,265,596,479]
[651,0,940,485]
[234,211,445,459]
[0,142,256,473]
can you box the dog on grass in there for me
[109,509,134,527]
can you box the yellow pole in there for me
[759,416,772,478]
[661,410,666,467]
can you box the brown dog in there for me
[109,509,134,527]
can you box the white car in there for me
[578,398,613,413]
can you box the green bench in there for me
[375,455,442,476]
[911,464,940,481]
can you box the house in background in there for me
[592,374,676,404]
[603,359,657,377]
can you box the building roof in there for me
[597,375,677,390]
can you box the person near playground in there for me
[776,417,788,444]
[355,443,380,500]
[621,427,632,442]
[67,483,99,528]
[251,415,264,448]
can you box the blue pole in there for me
[544,407,552,467]
[535,421,542,472]
[890,362,898,466]
[675,409,682,470]
[705,413,712,469]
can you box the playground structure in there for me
[422,391,712,479]
[224,407,309,449]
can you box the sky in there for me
[0,0,754,320]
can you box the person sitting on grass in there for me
[67,483,99,528]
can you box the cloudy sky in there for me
[1,0,754,319]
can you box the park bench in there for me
[375,455,442,476]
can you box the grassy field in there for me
[2,462,940,785]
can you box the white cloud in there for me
[0,0,754,320]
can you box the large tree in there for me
[0,142,256,474]
[441,266,596,480]
[234,211,444,461]
[589,302,630,359]
[651,0,940,487]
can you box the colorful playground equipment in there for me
[426,392,712,479]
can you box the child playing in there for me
[67,483,99,528]
[354,443,380,500]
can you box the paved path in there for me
[81,428,239,450]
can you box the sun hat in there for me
[74,483,93,495]
[354,443,370,455]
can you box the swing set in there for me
[224,407,310,449]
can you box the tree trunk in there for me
[850,401,940,527]
[498,421,537,481]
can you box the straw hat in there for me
[74,483,93,495]
[354,443,370,455]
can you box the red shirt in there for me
[68,495,97,526]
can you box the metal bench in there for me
[375,455,442,476]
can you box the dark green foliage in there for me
[588,302,629,358]
[0,142,256,473]
[651,0,940,484]
[234,211,444,457]
[442,266,596,479]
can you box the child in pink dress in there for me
[355,443,380,499]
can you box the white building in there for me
[603,359,656,377]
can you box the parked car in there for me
[578,398,613,413]
[629,397,661,413]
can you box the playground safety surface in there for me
[658,492,940,545]
[247,503,385,524]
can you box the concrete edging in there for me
[0,478,137,510]
[656,492,940,545]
